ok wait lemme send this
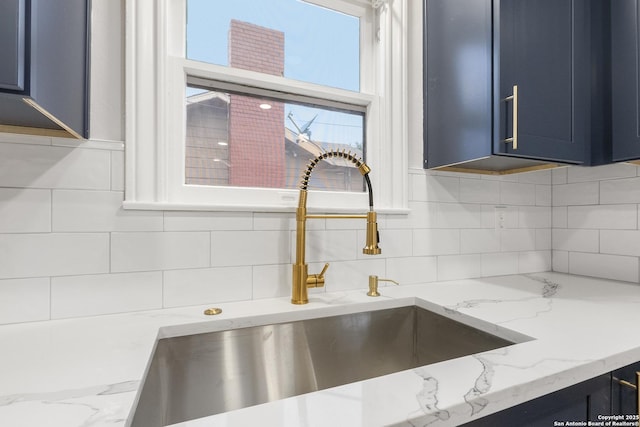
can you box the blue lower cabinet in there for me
[612,362,640,417]
[462,362,640,426]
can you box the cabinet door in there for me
[612,361,640,416]
[423,0,492,169]
[495,0,597,164]
[0,0,26,91]
[612,0,640,162]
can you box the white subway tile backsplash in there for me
[501,229,536,252]
[500,182,536,205]
[253,212,296,231]
[459,178,500,204]
[481,252,519,277]
[25,134,640,316]
[111,232,210,272]
[600,176,640,204]
[552,207,568,228]
[252,264,290,299]
[409,173,424,200]
[412,174,459,202]
[552,229,599,252]
[552,167,568,185]
[0,233,109,279]
[52,190,163,232]
[535,185,552,206]
[323,258,386,293]
[519,206,552,229]
[390,201,437,229]
[326,217,368,231]
[0,138,559,322]
[493,205,519,229]
[552,250,569,273]
[437,254,482,281]
[213,230,291,266]
[163,267,252,308]
[461,229,500,254]
[518,250,551,274]
[569,252,639,283]
[0,188,51,233]
[0,278,50,324]
[517,169,552,185]
[302,229,357,264]
[164,211,253,231]
[536,229,552,250]
[51,272,162,318]
[567,163,637,183]
[568,205,637,230]
[413,229,460,256]
[386,256,437,284]
[437,203,488,229]
[600,230,640,257]
[552,182,599,206]
[0,143,110,190]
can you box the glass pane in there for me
[185,86,365,192]
[186,0,360,91]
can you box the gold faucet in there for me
[291,150,381,305]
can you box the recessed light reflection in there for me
[217,141,228,146]
[259,103,272,110]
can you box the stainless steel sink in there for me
[129,305,521,427]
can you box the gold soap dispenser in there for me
[367,275,399,296]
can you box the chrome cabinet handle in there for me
[502,84,518,150]
[615,371,640,417]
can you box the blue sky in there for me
[186,0,363,147]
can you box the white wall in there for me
[0,0,554,325]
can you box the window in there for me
[125,0,409,212]
[185,86,365,192]
[186,0,360,91]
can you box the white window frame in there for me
[124,0,408,213]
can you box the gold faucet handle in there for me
[307,263,330,288]
[367,275,399,297]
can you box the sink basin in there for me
[130,305,521,426]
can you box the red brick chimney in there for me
[228,20,285,188]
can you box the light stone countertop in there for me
[2,272,640,427]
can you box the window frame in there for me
[124,0,409,213]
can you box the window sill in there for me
[122,200,410,215]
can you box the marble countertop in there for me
[2,272,640,427]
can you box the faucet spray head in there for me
[363,211,382,255]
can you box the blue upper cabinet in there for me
[0,0,89,139]
[423,0,494,171]
[612,0,640,162]
[424,0,611,174]
[0,0,26,92]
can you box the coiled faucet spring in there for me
[299,149,374,209]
